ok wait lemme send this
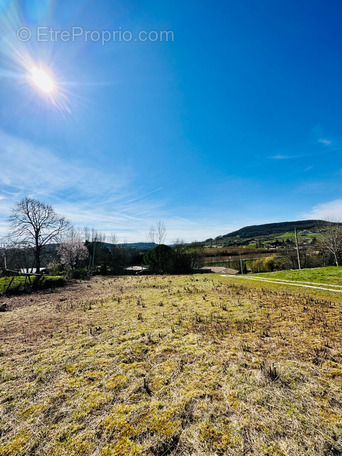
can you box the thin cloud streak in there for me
[269,136,340,161]
[270,155,291,160]
[304,199,342,222]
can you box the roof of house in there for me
[200,266,239,275]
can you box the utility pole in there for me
[294,228,301,270]
[239,253,243,274]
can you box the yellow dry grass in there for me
[0,275,341,455]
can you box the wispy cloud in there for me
[269,134,340,162]
[318,138,333,146]
[304,198,342,221]
[270,154,291,160]
[0,129,133,197]
[0,130,241,242]
[0,130,170,239]
[51,199,243,243]
[4,131,325,243]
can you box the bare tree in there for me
[148,221,166,245]
[9,197,70,273]
[110,233,118,246]
[318,221,342,266]
[156,221,167,244]
[148,225,156,244]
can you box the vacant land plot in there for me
[0,275,341,455]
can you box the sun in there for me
[24,63,71,112]
[29,67,55,94]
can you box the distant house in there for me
[124,266,148,274]
[200,266,239,275]
[222,267,240,275]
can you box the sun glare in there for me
[29,67,55,94]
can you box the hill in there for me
[206,220,338,246]
[103,242,156,251]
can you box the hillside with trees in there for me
[205,220,340,247]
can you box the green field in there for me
[0,276,65,294]
[252,266,342,285]
[0,276,33,293]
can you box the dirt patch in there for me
[2,278,118,312]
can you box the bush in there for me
[47,262,63,276]
[263,257,276,272]
[251,256,278,273]
[144,245,175,274]
[69,268,88,279]
[144,244,195,274]
[62,267,88,279]
[40,276,66,289]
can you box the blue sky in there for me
[1,0,342,242]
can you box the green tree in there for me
[144,244,174,274]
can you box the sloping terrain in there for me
[206,219,339,245]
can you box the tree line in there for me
[0,197,204,277]
[1,197,342,277]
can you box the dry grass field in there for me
[0,275,342,456]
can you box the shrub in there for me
[69,268,88,279]
[40,276,66,289]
